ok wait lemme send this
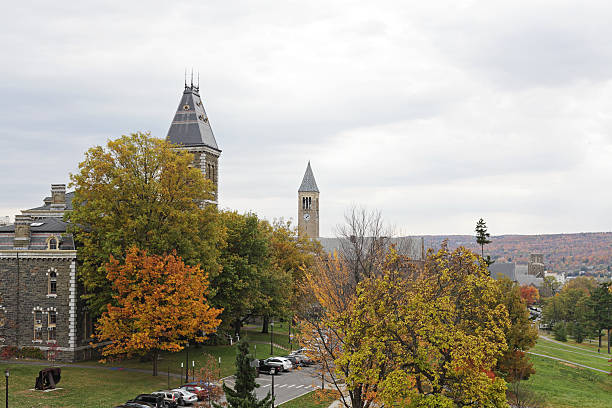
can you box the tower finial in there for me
[184,68,187,88]
[197,71,200,90]
[191,69,194,88]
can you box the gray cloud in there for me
[2,0,612,236]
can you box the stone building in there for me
[298,162,320,239]
[166,81,221,204]
[0,184,93,361]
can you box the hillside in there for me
[419,232,612,276]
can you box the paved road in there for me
[527,351,609,373]
[223,366,324,405]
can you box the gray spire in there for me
[298,161,319,192]
[166,85,220,151]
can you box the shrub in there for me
[0,346,19,360]
[553,323,567,342]
[19,347,46,360]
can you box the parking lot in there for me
[223,365,324,405]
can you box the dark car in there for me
[282,355,300,368]
[257,359,280,375]
[114,403,155,408]
[126,394,167,408]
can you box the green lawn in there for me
[92,343,288,377]
[523,355,612,408]
[241,329,292,351]
[279,389,339,407]
[532,338,610,372]
[0,363,170,408]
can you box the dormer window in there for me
[48,236,58,250]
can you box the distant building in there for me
[297,162,320,239]
[490,254,545,287]
[0,217,9,226]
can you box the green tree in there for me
[589,282,612,353]
[540,276,560,298]
[68,132,223,316]
[475,218,492,261]
[215,341,272,408]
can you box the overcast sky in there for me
[2,0,612,236]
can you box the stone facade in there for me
[297,162,320,239]
[0,185,94,361]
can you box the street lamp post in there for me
[5,369,8,408]
[271,370,275,408]
[270,319,274,356]
[185,343,189,383]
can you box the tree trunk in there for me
[262,315,269,334]
[608,328,611,354]
[233,319,242,337]
[598,333,602,352]
[152,349,159,376]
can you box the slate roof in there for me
[298,161,319,192]
[0,217,74,250]
[24,192,74,212]
[318,236,424,261]
[489,262,516,281]
[166,85,220,151]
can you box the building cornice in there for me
[0,250,77,260]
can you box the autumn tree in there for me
[260,219,320,333]
[95,247,222,376]
[496,278,538,382]
[68,132,223,315]
[214,341,272,408]
[193,353,224,407]
[340,247,510,407]
[540,275,560,298]
[519,285,540,306]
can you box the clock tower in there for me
[298,161,320,238]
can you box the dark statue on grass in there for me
[34,367,61,390]
[214,341,273,408]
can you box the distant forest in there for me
[420,233,612,274]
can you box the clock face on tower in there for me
[303,213,310,221]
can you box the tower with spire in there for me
[166,75,221,204]
[298,161,320,238]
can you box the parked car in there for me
[179,383,221,401]
[257,359,280,375]
[151,390,180,407]
[114,404,155,408]
[264,357,292,372]
[291,348,314,365]
[171,388,198,405]
[282,354,300,368]
[126,394,167,408]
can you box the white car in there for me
[266,357,292,372]
[171,388,198,405]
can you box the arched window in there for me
[49,271,57,295]
[48,311,57,341]
[48,236,58,250]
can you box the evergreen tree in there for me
[589,283,612,353]
[475,218,492,258]
[215,341,272,408]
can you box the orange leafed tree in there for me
[96,247,222,375]
[519,285,540,306]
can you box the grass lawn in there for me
[524,354,612,408]
[532,337,610,372]
[279,389,339,407]
[241,329,292,350]
[93,343,288,378]
[0,363,170,408]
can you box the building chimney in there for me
[14,215,32,248]
[50,184,66,210]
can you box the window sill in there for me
[46,294,57,298]
[32,340,43,343]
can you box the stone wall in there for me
[0,252,89,361]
